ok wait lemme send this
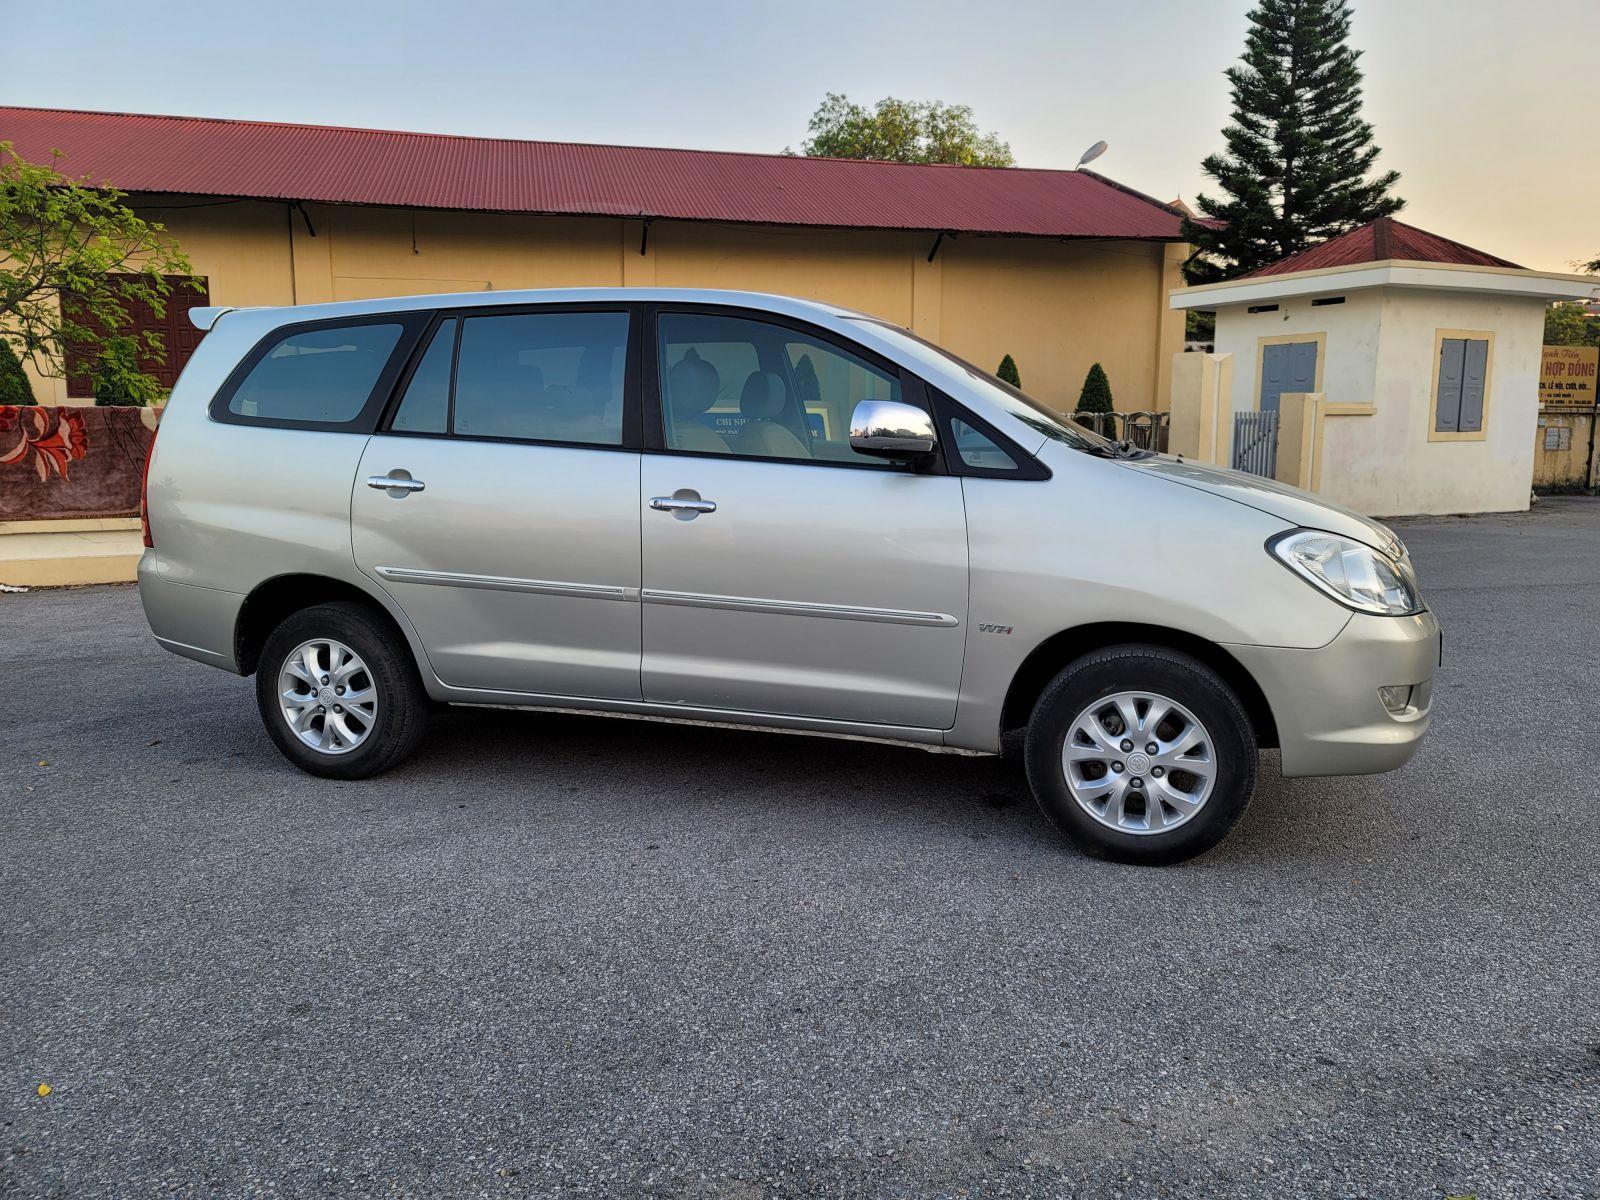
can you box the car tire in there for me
[254,601,429,780]
[1024,645,1257,865]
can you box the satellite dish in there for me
[1076,140,1108,169]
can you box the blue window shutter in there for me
[1459,339,1488,432]
[1260,343,1289,413]
[1260,342,1317,414]
[1435,339,1465,432]
[1289,341,1318,392]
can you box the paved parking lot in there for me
[3,498,1598,1199]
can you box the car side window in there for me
[452,311,628,445]
[227,322,404,424]
[658,312,902,466]
[389,318,456,434]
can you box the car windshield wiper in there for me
[1083,441,1150,460]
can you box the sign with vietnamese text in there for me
[1540,345,1598,408]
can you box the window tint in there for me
[390,318,455,434]
[659,312,901,466]
[951,418,1019,471]
[453,311,628,444]
[228,322,403,424]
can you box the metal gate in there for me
[1233,411,1279,478]
[1070,411,1170,453]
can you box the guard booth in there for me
[1169,218,1600,516]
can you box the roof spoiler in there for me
[189,305,242,331]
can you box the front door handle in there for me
[650,492,717,519]
[367,473,426,494]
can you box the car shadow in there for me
[412,702,1052,835]
[388,704,1378,868]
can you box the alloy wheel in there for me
[1061,690,1216,835]
[277,638,378,755]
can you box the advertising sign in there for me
[1539,345,1598,408]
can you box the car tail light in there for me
[140,425,158,548]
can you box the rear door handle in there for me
[650,495,716,515]
[367,473,426,494]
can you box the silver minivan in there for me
[139,289,1439,864]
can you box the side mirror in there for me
[849,400,938,461]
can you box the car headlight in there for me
[1268,529,1423,616]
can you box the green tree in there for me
[793,93,1014,166]
[0,141,194,398]
[1544,302,1600,349]
[1182,0,1403,280]
[93,336,165,406]
[1186,310,1216,343]
[996,354,1021,387]
[0,337,35,406]
[1076,363,1114,414]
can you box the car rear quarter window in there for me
[226,323,405,424]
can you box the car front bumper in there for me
[1226,609,1441,778]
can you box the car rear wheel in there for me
[1024,645,1257,865]
[254,601,428,779]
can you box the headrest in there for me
[740,371,788,420]
[668,348,720,416]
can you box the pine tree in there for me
[793,353,821,407]
[1076,363,1114,414]
[996,354,1021,388]
[1183,0,1403,279]
[0,339,35,406]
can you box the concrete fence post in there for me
[1213,354,1235,467]
[1275,392,1325,491]
[1167,352,1233,465]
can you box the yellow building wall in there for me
[652,223,917,328]
[25,198,1185,416]
[938,236,1180,414]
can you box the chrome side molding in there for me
[374,566,631,601]
[373,568,957,627]
[641,588,958,627]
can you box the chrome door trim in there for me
[649,496,717,514]
[374,565,635,602]
[640,588,959,627]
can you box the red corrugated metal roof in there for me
[1,106,1189,241]
[1242,217,1521,277]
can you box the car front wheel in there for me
[1024,645,1257,865]
[254,601,428,780]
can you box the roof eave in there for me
[1170,260,1600,310]
[121,190,1186,242]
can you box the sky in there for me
[6,0,1597,272]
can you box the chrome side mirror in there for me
[849,400,937,460]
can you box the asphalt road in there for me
[2,498,1597,1199]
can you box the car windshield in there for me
[850,318,1119,454]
